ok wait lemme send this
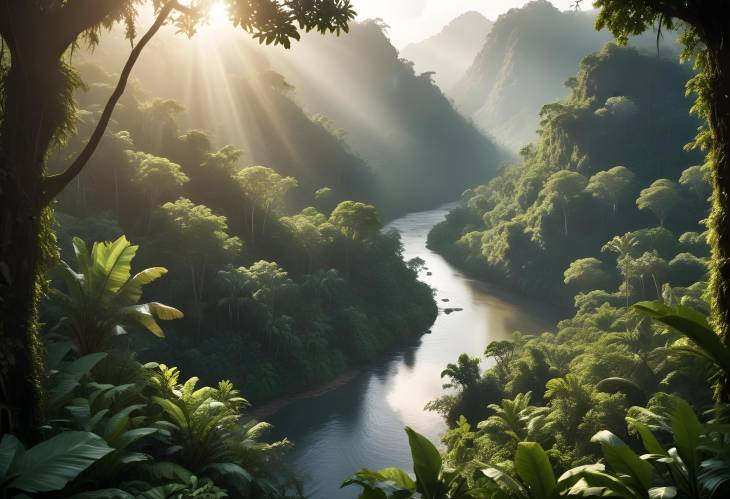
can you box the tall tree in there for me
[233,166,298,239]
[636,179,680,227]
[585,0,730,396]
[586,165,636,215]
[0,0,355,435]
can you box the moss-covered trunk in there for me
[707,27,730,399]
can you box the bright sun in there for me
[208,1,229,24]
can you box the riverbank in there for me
[247,331,432,421]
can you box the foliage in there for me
[51,236,183,355]
[0,431,113,495]
[428,43,705,307]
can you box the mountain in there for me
[266,20,509,216]
[400,11,493,91]
[452,0,679,151]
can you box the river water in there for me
[268,205,557,498]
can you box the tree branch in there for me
[41,1,179,205]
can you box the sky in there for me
[353,0,587,48]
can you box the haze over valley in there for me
[2,1,729,498]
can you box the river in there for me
[268,204,558,498]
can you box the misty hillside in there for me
[75,29,378,210]
[400,11,493,91]
[267,20,509,215]
[453,0,677,150]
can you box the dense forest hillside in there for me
[46,63,438,403]
[400,11,493,91]
[267,20,509,215]
[452,0,677,150]
[429,43,704,307]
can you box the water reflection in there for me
[268,205,557,498]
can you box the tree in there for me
[632,251,669,299]
[636,179,681,226]
[233,166,298,239]
[586,165,636,215]
[603,234,639,307]
[541,170,588,236]
[155,198,241,334]
[679,164,711,200]
[51,236,183,355]
[586,0,730,395]
[440,353,481,391]
[127,151,189,230]
[563,257,613,292]
[329,201,382,240]
[0,0,356,436]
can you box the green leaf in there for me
[121,303,183,338]
[634,301,730,374]
[147,461,193,483]
[117,267,168,304]
[152,397,188,429]
[377,467,416,490]
[203,462,253,483]
[115,428,158,449]
[571,470,641,498]
[0,434,23,479]
[481,466,528,496]
[556,464,605,493]
[514,442,556,499]
[626,419,667,456]
[649,486,677,498]
[591,431,653,490]
[7,431,113,493]
[405,426,442,499]
[671,399,703,477]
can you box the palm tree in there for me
[603,233,639,308]
[52,236,183,355]
[479,392,553,445]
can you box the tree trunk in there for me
[707,30,730,398]
[0,53,65,438]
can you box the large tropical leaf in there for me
[625,419,667,456]
[569,470,641,498]
[481,466,528,496]
[6,431,113,493]
[634,301,730,374]
[121,303,183,338]
[88,236,138,295]
[47,352,108,405]
[514,442,556,499]
[405,426,442,499]
[116,267,168,305]
[591,431,652,491]
[556,464,606,494]
[671,399,703,478]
